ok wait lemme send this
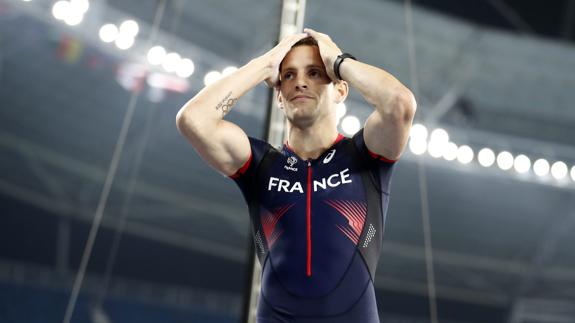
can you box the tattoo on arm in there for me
[215,92,238,117]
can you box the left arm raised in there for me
[304,28,416,161]
[339,59,416,160]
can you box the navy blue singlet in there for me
[230,128,396,323]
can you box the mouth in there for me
[290,95,313,102]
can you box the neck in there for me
[286,121,339,160]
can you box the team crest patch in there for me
[284,156,298,171]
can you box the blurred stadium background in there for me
[1,0,575,322]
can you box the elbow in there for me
[175,107,189,134]
[398,89,417,123]
[176,104,201,136]
[382,89,416,125]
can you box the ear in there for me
[334,80,349,104]
[276,87,284,108]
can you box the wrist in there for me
[250,56,275,81]
[333,53,356,81]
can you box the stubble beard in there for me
[286,102,319,129]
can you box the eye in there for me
[283,71,294,80]
[309,69,321,78]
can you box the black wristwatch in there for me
[333,53,356,80]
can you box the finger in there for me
[303,28,316,36]
[304,28,327,40]
[290,32,308,44]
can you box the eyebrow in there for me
[281,64,324,72]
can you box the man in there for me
[176,28,416,323]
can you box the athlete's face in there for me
[277,45,347,128]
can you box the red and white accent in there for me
[325,200,367,245]
[261,204,294,248]
[367,149,397,163]
[229,153,252,179]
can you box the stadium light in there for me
[162,52,181,72]
[176,58,195,78]
[115,34,135,50]
[478,148,495,167]
[147,46,166,65]
[457,145,473,164]
[443,142,458,161]
[99,24,118,43]
[513,154,531,174]
[119,19,139,37]
[497,151,514,170]
[551,161,568,180]
[341,115,360,135]
[204,71,222,86]
[222,66,238,76]
[410,123,428,141]
[533,158,550,177]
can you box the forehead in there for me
[280,45,324,71]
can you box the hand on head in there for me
[263,33,308,88]
[262,29,343,88]
[303,28,343,82]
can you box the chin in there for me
[287,112,318,129]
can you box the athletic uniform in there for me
[230,128,396,323]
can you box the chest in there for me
[259,148,367,205]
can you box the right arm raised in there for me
[175,33,307,176]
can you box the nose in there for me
[294,74,308,90]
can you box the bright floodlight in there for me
[64,11,83,26]
[496,151,514,170]
[428,139,449,158]
[162,52,181,72]
[52,1,70,20]
[410,123,428,141]
[70,0,89,14]
[204,70,222,86]
[571,165,575,181]
[147,46,166,65]
[533,158,550,177]
[457,145,473,164]
[428,128,449,158]
[478,148,495,167]
[222,66,238,76]
[551,161,568,180]
[99,24,119,43]
[341,115,361,135]
[430,128,449,144]
[409,138,427,155]
[176,58,195,78]
[442,142,458,161]
[513,154,531,174]
[115,34,134,50]
[336,103,346,120]
[119,19,139,37]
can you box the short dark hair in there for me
[292,36,318,48]
[278,36,319,79]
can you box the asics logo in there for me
[323,149,336,164]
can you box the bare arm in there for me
[339,59,416,160]
[304,28,416,160]
[176,33,308,176]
